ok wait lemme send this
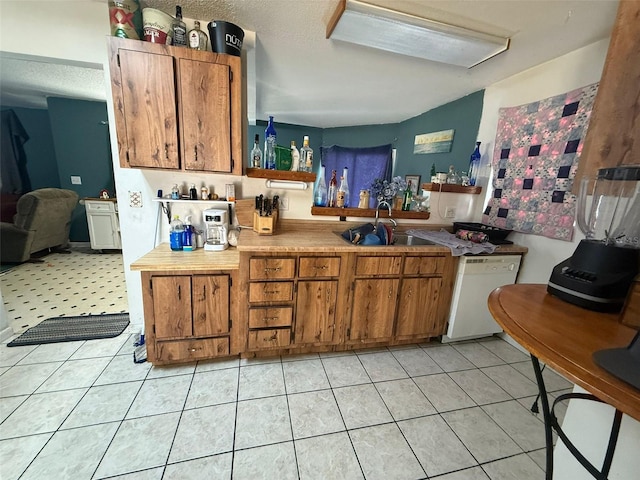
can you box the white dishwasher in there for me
[442,255,521,343]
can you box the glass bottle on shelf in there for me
[446,165,461,185]
[341,167,350,207]
[188,20,208,50]
[402,181,413,211]
[336,176,346,208]
[189,183,197,200]
[468,141,481,186]
[264,116,276,169]
[290,140,300,172]
[314,165,328,207]
[250,134,262,168]
[171,6,187,46]
[171,184,180,200]
[327,169,338,207]
[300,136,313,172]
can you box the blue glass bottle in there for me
[468,141,481,186]
[264,116,277,170]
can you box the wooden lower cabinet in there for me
[295,280,338,344]
[349,278,398,342]
[141,271,236,364]
[395,277,443,337]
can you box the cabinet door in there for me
[296,280,337,344]
[118,49,179,169]
[180,59,232,172]
[349,279,398,341]
[395,277,443,337]
[192,275,229,336]
[152,276,192,339]
[86,212,119,250]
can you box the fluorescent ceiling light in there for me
[326,0,510,68]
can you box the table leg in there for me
[531,355,554,480]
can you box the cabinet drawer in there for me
[85,201,116,213]
[249,281,294,303]
[249,258,296,280]
[355,256,402,276]
[155,337,229,362]
[249,307,293,328]
[403,256,445,275]
[248,329,291,350]
[299,257,341,278]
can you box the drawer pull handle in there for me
[313,265,328,270]
[264,290,280,295]
[189,347,202,352]
[262,316,280,321]
[264,267,281,272]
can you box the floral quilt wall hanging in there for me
[482,83,598,241]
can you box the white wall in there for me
[476,38,639,479]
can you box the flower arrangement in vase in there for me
[370,176,407,206]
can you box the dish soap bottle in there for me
[468,141,481,186]
[183,215,194,251]
[264,116,277,170]
[170,215,185,251]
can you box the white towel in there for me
[406,229,497,256]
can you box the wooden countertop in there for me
[131,226,527,272]
[131,244,239,271]
[488,284,640,421]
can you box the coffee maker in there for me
[548,165,640,312]
[203,208,228,251]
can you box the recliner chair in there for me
[1,188,79,263]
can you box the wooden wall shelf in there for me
[311,206,430,220]
[421,183,482,194]
[246,168,316,182]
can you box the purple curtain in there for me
[319,144,392,208]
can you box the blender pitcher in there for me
[577,165,640,247]
[548,164,640,312]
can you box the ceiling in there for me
[0,0,619,128]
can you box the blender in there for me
[548,165,640,312]
[203,208,229,251]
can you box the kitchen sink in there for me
[336,231,436,246]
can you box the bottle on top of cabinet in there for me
[300,136,313,172]
[468,141,481,186]
[290,140,300,172]
[171,6,187,46]
[188,20,208,50]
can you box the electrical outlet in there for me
[444,206,456,218]
[280,197,289,211]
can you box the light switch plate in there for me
[70,176,82,185]
[129,191,142,208]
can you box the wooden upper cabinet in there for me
[108,37,242,175]
[179,59,232,173]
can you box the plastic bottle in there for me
[182,215,194,251]
[314,165,328,207]
[290,140,300,172]
[468,141,481,186]
[169,215,185,251]
[264,116,277,170]
[171,184,180,200]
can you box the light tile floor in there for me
[0,249,575,479]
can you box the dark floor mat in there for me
[8,313,129,347]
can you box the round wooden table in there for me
[488,284,639,479]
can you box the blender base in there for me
[547,240,639,313]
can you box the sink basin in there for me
[336,231,436,246]
[392,234,436,246]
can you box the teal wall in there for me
[0,106,60,189]
[47,98,113,242]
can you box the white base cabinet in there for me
[84,200,122,250]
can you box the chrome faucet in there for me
[375,200,397,229]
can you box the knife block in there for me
[253,208,278,235]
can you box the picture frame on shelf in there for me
[405,175,420,195]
